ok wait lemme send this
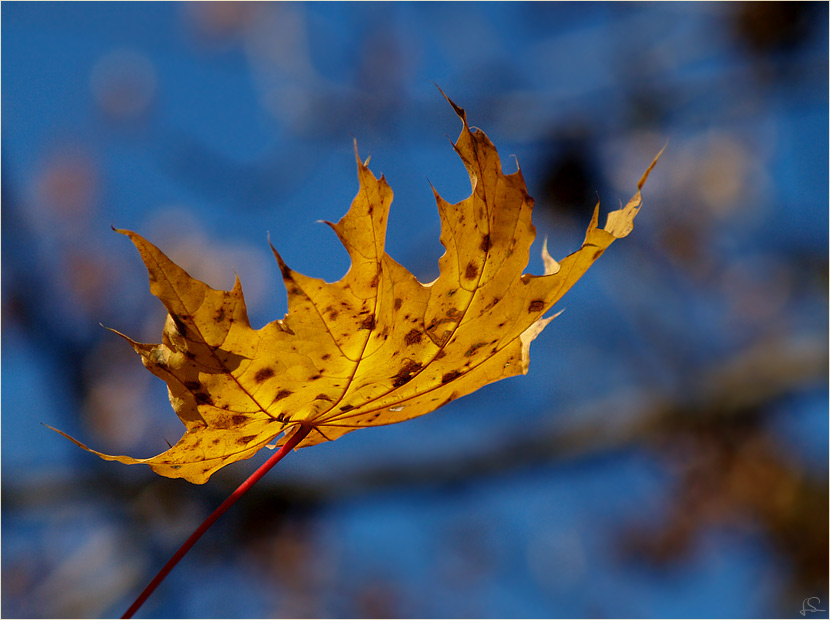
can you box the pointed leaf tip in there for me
[435,85,467,124]
[638,143,666,190]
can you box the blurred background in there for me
[2,2,827,618]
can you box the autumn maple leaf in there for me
[54,96,660,484]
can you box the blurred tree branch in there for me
[301,333,827,497]
[7,332,824,509]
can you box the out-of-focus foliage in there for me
[2,3,826,618]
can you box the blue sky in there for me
[3,3,827,618]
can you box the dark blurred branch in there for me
[309,333,827,497]
[5,333,825,509]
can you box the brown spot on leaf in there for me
[465,261,479,279]
[464,342,486,357]
[369,275,378,288]
[480,234,490,252]
[340,404,355,412]
[184,381,201,391]
[441,370,462,384]
[171,314,188,337]
[273,389,292,402]
[214,307,225,323]
[404,329,423,345]
[195,392,214,406]
[310,374,321,380]
[393,359,422,388]
[231,415,247,426]
[315,393,333,402]
[321,353,331,360]
[484,295,501,310]
[361,315,376,330]
[254,367,275,383]
[592,248,604,260]
[394,298,403,310]
[328,309,339,321]
[528,299,545,312]
[238,435,256,445]
[434,350,446,360]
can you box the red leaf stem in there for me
[122,424,312,618]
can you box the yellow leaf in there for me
[54,97,661,484]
